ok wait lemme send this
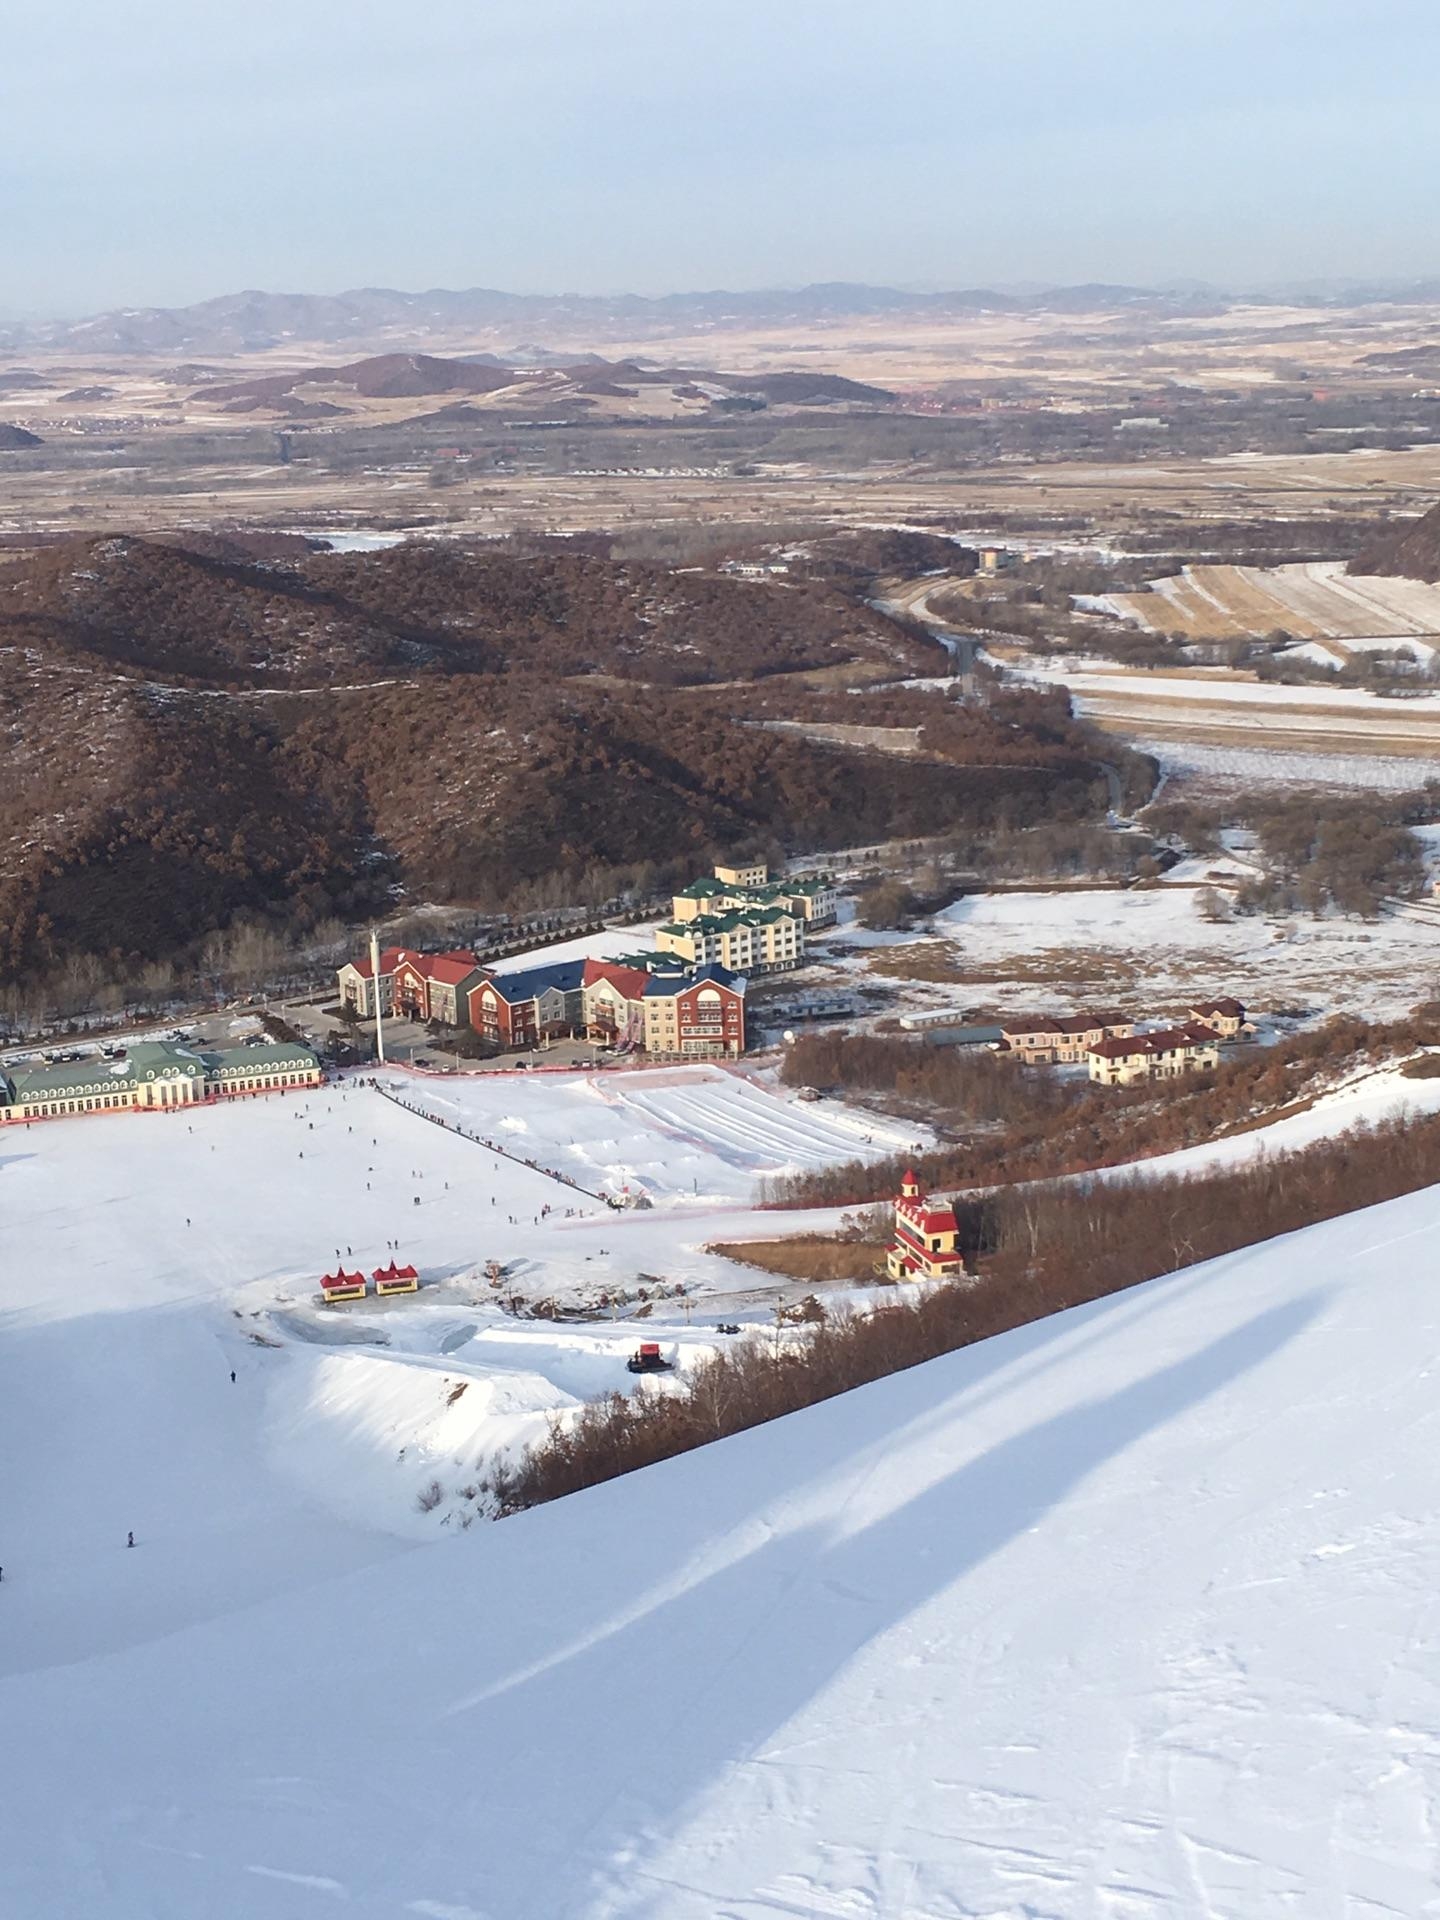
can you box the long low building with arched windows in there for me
[0,1038,322,1124]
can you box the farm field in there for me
[1011,653,1440,782]
[1129,735,1440,796]
[1109,558,1440,646]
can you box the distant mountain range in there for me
[11,278,1440,360]
[0,280,1289,357]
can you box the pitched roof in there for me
[581,959,651,1001]
[1089,1025,1217,1061]
[895,1191,960,1235]
[203,1042,318,1075]
[344,944,410,981]
[476,958,587,1005]
[642,963,745,999]
[424,954,484,987]
[1003,1011,1130,1037]
[607,950,690,974]
[392,948,481,984]
[3,1040,206,1100]
[1191,997,1245,1018]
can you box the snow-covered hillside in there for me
[4,1074,1439,1914]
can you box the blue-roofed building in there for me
[465,955,748,1057]
[467,959,588,1047]
[641,964,747,1058]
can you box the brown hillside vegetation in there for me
[1348,499,1440,581]
[771,1015,1434,1202]
[0,535,1127,984]
[0,534,923,689]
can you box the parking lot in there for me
[278,996,614,1074]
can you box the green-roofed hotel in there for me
[0,1040,322,1125]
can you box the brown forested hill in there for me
[0,535,1129,986]
[0,535,924,688]
[1348,502,1440,582]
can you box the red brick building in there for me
[390,951,487,1026]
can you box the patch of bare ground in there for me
[707,1234,888,1284]
[864,943,1144,993]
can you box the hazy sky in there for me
[5,0,1440,315]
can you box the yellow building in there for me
[885,1170,965,1280]
[656,905,802,974]
[713,860,769,888]
[1087,1025,1219,1087]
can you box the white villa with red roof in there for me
[336,944,408,1019]
[886,1169,965,1281]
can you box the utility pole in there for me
[370,928,386,1066]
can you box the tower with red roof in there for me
[886,1169,965,1281]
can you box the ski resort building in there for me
[468,957,746,1057]
[1188,997,1250,1039]
[640,965,747,1058]
[0,1040,322,1124]
[466,959,590,1049]
[336,946,408,1018]
[1087,1024,1220,1087]
[713,859,770,888]
[668,863,839,932]
[320,1268,367,1304]
[1000,1012,1135,1065]
[656,905,802,974]
[390,951,487,1026]
[885,1169,965,1281]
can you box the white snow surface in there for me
[4,1128,1440,1913]
[851,883,1440,1020]
[0,1067,932,1672]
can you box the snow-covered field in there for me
[5,1127,1439,1914]
[1134,735,1437,795]
[845,880,1440,1020]
[1112,1054,1440,1184]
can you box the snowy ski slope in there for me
[3,1081,1439,1913]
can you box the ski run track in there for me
[3,1060,1439,1915]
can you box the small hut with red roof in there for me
[373,1259,420,1297]
[885,1169,965,1281]
[320,1267,367,1304]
